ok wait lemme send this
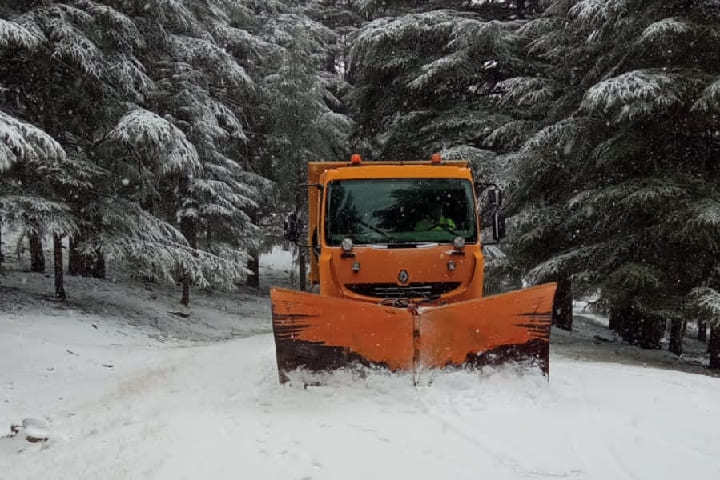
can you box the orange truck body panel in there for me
[271,158,556,383]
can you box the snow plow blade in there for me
[271,283,556,383]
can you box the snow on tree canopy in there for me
[483,120,538,152]
[106,54,156,97]
[692,78,720,114]
[76,0,145,51]
[568,0,634,43]
[106,109,201,176]
[569,0,631,24]
[495,77,556,108]
[581,70,695,124]
[686,199,720,230]
[641,18,694,42]
[516,17,562,38]
[140,0,200,34]
[349,11,483,76]
[525,244,605,285]
[168,34,253,90]
[0,195,77,236]
[0,111,66,171]
[523,117,594,155]
[0,17,44,49]
[29,4,105,78]
[407,51,466,91]
[682,200,720,253]
[591,179,687,211]
[689,287,720,326]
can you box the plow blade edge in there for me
[271,283,556,383]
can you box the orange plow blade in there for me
[271,283,556,383]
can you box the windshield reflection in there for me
[325,178,477,245]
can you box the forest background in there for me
[2,0,720,367]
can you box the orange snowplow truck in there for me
[271,154,556,383]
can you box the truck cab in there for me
[306,156,486,304]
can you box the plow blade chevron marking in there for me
[271,283,556,383]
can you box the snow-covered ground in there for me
[2,247,720,479]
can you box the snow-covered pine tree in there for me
[253,11,353,288]
[141,0,290,292]
[347,8,534,159]
[0,1,141,280]
[0,111,99,298]
[507,0,720,355]
[0,5,103,294]
[689,286,720,369]
[4,0,356,300]
[101,107,211,304]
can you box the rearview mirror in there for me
[492,211,506,241]
[488,188,502,208]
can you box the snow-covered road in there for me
[2,310,720,480]
[2,247,720,479]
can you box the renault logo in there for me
[398,269,409,285]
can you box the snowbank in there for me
[2,244,720,479]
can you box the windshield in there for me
[325,178,477,246]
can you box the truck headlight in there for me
[453,236,465,251]
[341,237,353,252]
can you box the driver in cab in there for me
[414,203,456,231]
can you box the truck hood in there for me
[326,244,480,299]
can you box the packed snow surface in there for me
[1,248,720,479]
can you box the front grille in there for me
[344,282,461,299]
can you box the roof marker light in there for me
[350,154,362,165]
[431,153,442,164]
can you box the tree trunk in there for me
[68,236,80,275]
[610,305,631,337]
[94,251,106,279]
[0,219,4,266]
[53,235,66,300]
[669,317,684,356]
[180,214,195,306]
[29,232,45,272]
[246,211,260,288]
[709,326,720,370]
[179,177,197,306]
[181,276,190,306]
[246,250,260,288]
[552,274,573,331]
[608,307,618,332]
[698,319,707,343]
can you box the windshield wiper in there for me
[357,219,395,242]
